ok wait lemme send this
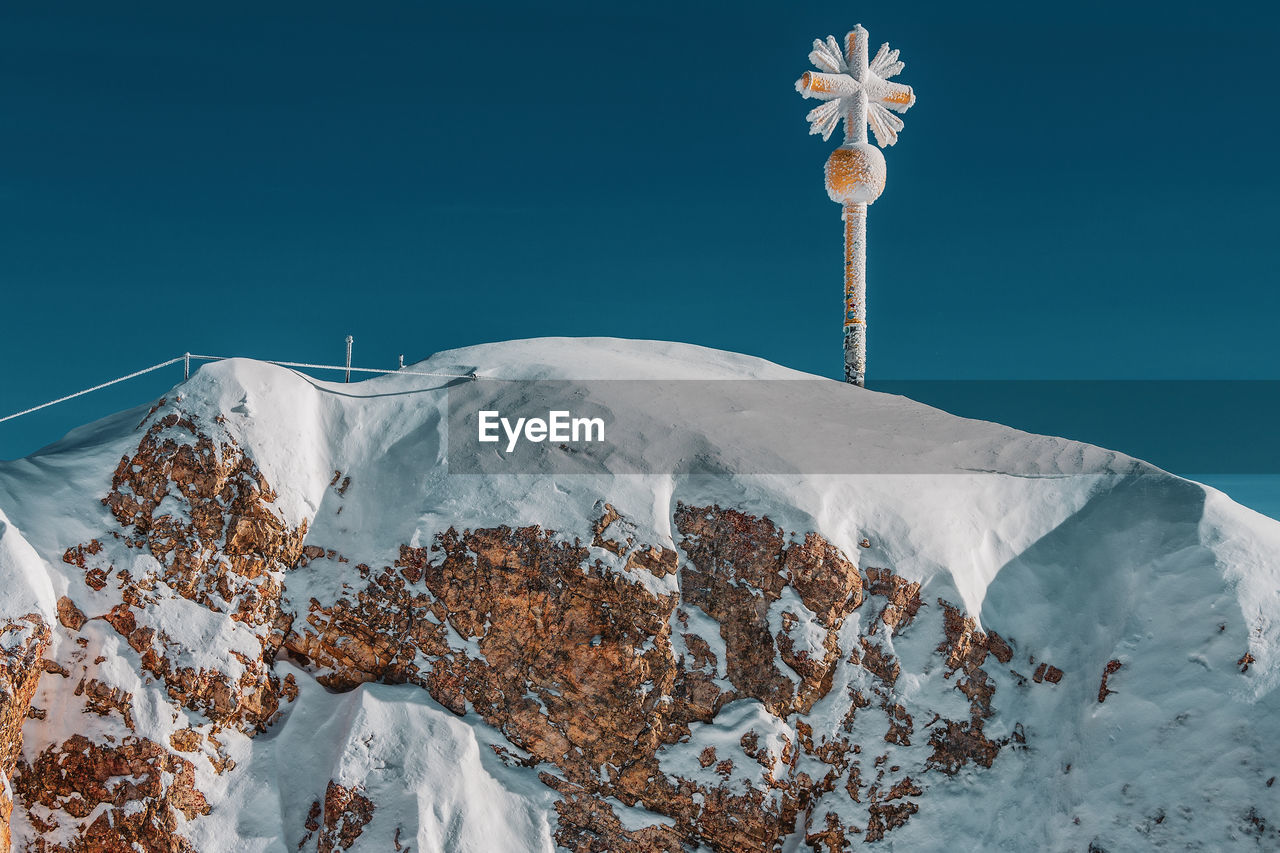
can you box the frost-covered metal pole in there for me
[797,25,915,386]
[345,335,353,383]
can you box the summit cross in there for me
[796,24,916,386]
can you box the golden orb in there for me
[825,143,886,205]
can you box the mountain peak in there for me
[1,338,1278,851]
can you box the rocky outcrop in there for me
[62,411,307,734]
[286,503,1028,849]
[0,614,50,851]
[674,504,862,719]
[14,734,209,852]
[8,411,1042,851]
[296,782,376,853]
[10,410,306,850]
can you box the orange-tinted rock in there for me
[0,614,50,851]
[281,502,1033,849]
[806,811,856,852]
[936,599,991,674]
[986,631,1013,664]
[75,677,135,730]
[168,729,202,753]
[544,775,685,853]
[926,718,1002,775]
[62,413,305,734]
[864,568,921,634]
[99,413,306,634]
[55,598,86,632]
[315,781,375,853]
[17,416,1035,853]
[13,734,209,852]
[674,503,860,717]
[1033,663,1063,684]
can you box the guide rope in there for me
[0,353,479,425]
[185,354,477,381]
[0,357,185,424]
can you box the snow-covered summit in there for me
[1,337,1279,851]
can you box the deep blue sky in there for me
[1,1,1277,462]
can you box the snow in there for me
[658,699,793,797]
[1,337,1279,851]
[671,603,730,686]
[768,587,827,686]
[0,508,57,628]
[199,667,556,852]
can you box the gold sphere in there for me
[825,143,886,205]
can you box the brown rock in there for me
[315,781,375,853]
[0,614,50,851]
[76,677,136,730]
[13,734,209,852]
[62,413,306,734]
[1098,659,1123,703]
[280,505,1028,850]
[864,568,921,633]
[986,631,1014,664]
[169,729,202,752]
[25,424,1032,853]
[56,597,87,631]
[675,503,859,717]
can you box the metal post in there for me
[345,336,353,383]
[183,352,190,380]
[842,203,867,386]
[398,354,405,369]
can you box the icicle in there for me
[869,43,905,80]
[867,106,890,147]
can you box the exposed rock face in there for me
[296,782,376,853]
[0,614,50,851]
[8,409,1044,850]
[674,504,862,719]
[63,411,307,735]
[9,412,306,850]
[14,734,209,852]
[286,502,1028,850]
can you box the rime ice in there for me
[796,24,916,386]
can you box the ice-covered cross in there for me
[796,25,915,386]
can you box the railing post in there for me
[345,336,353,383]
[183,352,190,380]
[398,354,404,369]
